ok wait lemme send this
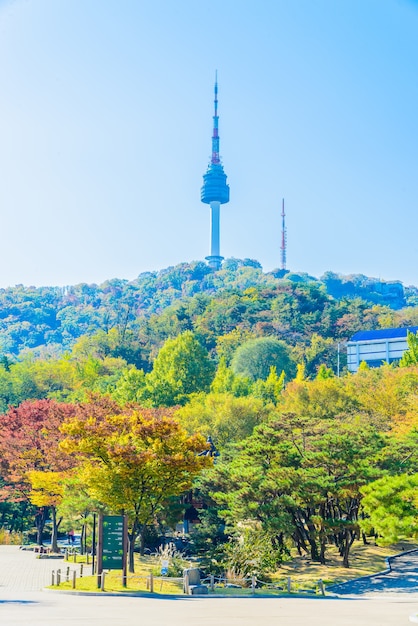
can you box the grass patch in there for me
[48,539,418,595]
[50,554,185,595]
[52,570,183,594]
[64,553,90,564]
[270,538,418,588]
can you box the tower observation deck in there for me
[201,75,229,270]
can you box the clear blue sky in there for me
[0,0,417,288]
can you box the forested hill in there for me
[0,258,416,364]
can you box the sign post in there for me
[97,515,127,589]
[92,512,96,575]
[122,515,128,588]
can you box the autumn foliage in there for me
[60,403,212,570]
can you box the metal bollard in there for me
[57,569,61,585]
[66,566,70,582]
[72,570,77,589]
[101,571,105,591]
[73,552,77,563]
[51,571,55,586]
[80,563,83,578]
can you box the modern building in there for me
[201,75,230,270]
[346,326,418,372]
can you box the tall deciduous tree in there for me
[174,392,272,448]
[27,471,66,552]
[0,399,76,545]
[231,337,296,382]
[210,357,252,397]
[60,406,212,571]
[145,331,215,406]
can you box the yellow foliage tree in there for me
[60,406,211,571]
[27,470,66,553]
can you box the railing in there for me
[201,575,325,596]
[50,568,183,593]
[50,569,325,596]
[64,548,91,564]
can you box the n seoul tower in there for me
[201,74,230,270]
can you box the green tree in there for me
[316,364,334,380]
[400,331,418,367]
[210,357,252,397]
[145,331,215,406]
[252,366,285,404]
[360,474,418,545]
[231,337,296,381]
[174,392,271,448]
[302,334,337,377]
[111,367,147,404]
[208,408,386,568]
[58,475,103,554]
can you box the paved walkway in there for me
[329,550,418,596]
[0,546,417,625]
[0,545,91,592]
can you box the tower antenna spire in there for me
[201,73,230,270]
[280,198,287,271]
[211,70,220,165]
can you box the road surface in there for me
[0,546,417,625]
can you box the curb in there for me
[42,588,174,598]
[42,588,330,600]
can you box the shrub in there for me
[151,542,190,577]
[0,528,23,545]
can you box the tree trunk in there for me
[291,513,309,554]
[128,537,135,573]
[319,534,326,565]
[139,525,147,556]
[128,531,139,573]
[307,535,320,561]
[35,507,48,545]
[342,529,356,568]
[80,523,85,555]
[50,507,59,553]
[305,518,320,562]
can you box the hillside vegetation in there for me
[1,259,418,579]
[1,259,417,361]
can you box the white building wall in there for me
[347,337,409,373]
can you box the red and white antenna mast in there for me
[280,198,287,270]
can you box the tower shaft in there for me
[207,201,221,269]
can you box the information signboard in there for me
[102,515,124,570]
